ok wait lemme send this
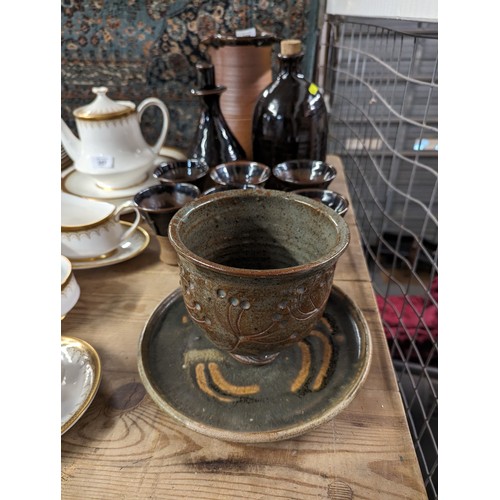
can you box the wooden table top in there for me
[61,156,427,499]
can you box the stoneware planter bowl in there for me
[168,189,350,365]
[272,159,337,191]
[293,189,349,218]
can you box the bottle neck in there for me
[199,91,223,114]
[277,53,303,76]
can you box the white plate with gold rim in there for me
[61,166,160,203]
[69,221,150,270]
[61,151,186,207]
[61,336,102,435]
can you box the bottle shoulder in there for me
[263,73,308,93]
[254,81,326,119]
[259,72,324,100]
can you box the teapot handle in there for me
[137,97,170,155]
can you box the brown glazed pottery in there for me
[153,159,210,191]
[168,189,350,365]
[271,159,337,191]
[210,160,271,187]
[137,285,372,443]
[133,182,200,266]
[293,189,350,218]
[203,32,279,159]
[133,182,200,237]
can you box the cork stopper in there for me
[280,39,302,56]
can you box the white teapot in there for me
[61,87,169,190]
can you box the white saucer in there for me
[159,146,187,161]
[61,166,160,203]
[61,336,102,435]
[69,221,150,270]
[61,152,185,207]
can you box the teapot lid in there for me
[73,87,135,121]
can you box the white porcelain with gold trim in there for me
[61,165,161,204]
[61,192,141,260]
[61,86,170,190]
[70,221,150,270]
[61,336,102,435]
[61,255,80,319]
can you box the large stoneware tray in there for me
[138,285,372,443]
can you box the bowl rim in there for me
[133,182,200,213]
[153,159,209,182]
[168,189,350,277]
[293,189,349,216]
[293,188,349,203]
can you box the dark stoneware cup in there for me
[168,189,350,365]
[133,182,200,265]
[153,159,210,191]
[271,159,337,191]
[293,189,349,218]
[210,161,271,187]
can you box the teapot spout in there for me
[61,118,81,163]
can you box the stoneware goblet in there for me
[168,189,350,365]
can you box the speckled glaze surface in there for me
[137,285,371,443]
[168,189,350,364]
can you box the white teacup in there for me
[61,255,80,319]
[61,192,141,260]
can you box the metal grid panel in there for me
[317,15,438,499]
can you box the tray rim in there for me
[137,285,372,443]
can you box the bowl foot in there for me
[229,352,280,366]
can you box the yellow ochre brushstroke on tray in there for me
[208,362,260,396]
[195,363,235,403]
[290,341,311,393]
[310,330,333,391]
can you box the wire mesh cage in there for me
[316,14,438,499]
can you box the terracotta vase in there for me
[203,33,279,160]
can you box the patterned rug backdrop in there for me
[61,0,315,152]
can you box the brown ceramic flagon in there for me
[168,189,350,365]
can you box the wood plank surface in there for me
[61,157,427,499]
